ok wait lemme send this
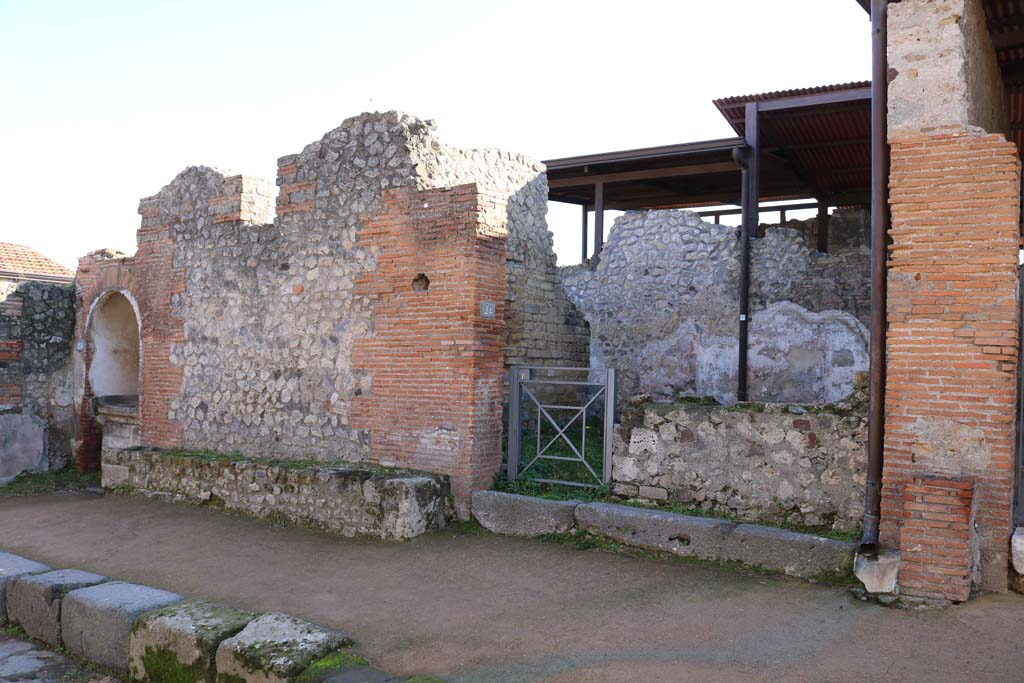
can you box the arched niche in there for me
[88,291,141,398]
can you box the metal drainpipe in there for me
[861,0,890,557]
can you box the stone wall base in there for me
[102,448,449,540]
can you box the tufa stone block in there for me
[214,612,351,683]
[61,581,183,673]
[0,551,51,625]
[471,491,578,537]
[6,569,108,646]
[129,599,256,683]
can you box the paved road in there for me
[1,493,1022,683]
[0,635,115,683]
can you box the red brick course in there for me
[883,129,1020,594]
[898,477,977,602]
[351,183,508,514]
[73,235,185,468]
[0,340,23,362]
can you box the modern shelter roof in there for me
[544,82,871,210]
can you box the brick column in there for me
[883,128,1021,594]
[352,183,508,516]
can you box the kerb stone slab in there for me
[6,568,108,646]
[0,551,50,625]
[575,502,736,557]
[472,491,578,536]
[725,524,856,579]
[215,612,352,683]
[61,581,183,673]
[129,599,256,683]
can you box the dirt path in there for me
[0,493,1021,683]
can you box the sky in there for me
[0,0,870,269]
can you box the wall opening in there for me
[88,291,140,399]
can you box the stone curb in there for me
[0,550,445,683]
[471,490,578,536]
[472,493,855,579]
[576,502,855,579]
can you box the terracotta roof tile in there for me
[0,242,74,278]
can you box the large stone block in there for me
[724,524,856,579]
[101,463,129,488]
[574,503,736,557]
[0,551,50,625]
[129,599,256,683]
[0,413,47,484]
[61,581,183,673]
[6,569,108,646]
[215,613,351,683]
[471,491,578,536]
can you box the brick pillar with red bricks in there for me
[898,476,978,602]
[883,128,1021,597]
[351,183,509,516]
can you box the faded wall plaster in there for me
[561,209,870,404]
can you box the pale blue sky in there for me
[0,0,870,268]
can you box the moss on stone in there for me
[404,677,449,683]
[138,645,206,683]
[723,402,767,413]
[295,651,368,683]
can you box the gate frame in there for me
[507,365,616,488]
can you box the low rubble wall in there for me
[611,385,868,533]
[101,447,449,540]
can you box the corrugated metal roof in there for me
[713,81,872,114]
[544,81,872,209]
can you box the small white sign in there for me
[480,301,497,319]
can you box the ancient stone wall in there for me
[770,207,870,255]
[74,111,584,512]
[0,279,75,481]
[413,145,588,368]
[561,209,870,405]
[612,385,867,532]
[102,447,449,540]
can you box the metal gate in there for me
[506,365,616,488]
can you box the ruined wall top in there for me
[888,0,1009,138]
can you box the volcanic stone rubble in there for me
[0,551,444,682]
